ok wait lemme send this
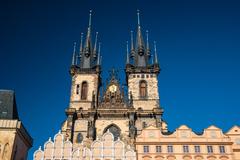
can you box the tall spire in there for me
[84,10,92,55]
[154,41,158,64]
[97,42,101,65]
[126,41,130,64]
[71,42,77,65]
[93,32,98,58]
[136,10,145,54]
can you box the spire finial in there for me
[137,9,140,26]
[97,42,101,65]
[154,41,158,64]
[93,32,98,57]
[88,10,92,28]
[71,42,77,65]
[126,41,130,64]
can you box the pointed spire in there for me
[136,10,145,54]
[88,9,92,28]
[97,42,101,65]
[146,30,150,56]
[84,10,92,54]
[137,9,141,26]
[126,41,130,64]
[71,42,77,65]
[154,41,158,64]
[93,32,98,57]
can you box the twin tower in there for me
[61,11,168,147]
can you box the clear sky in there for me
[0,0,240,159]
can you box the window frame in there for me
[167,145,173,153]
[194,145,201,153]
[207,145,213,153]
[81,81,88,100]
[139,80,147,98]
[183,145,189,153]
[219,145,226,154]
[156,145,162,153]
[143,145,149,153]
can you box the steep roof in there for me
[0,90,19,119]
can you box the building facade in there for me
[0,90,33,160]
[136,125,240,160]
[33,11,239,160]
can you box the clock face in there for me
[109,84,117,92]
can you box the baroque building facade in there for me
[34,11,239,160]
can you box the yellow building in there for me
[33,11,239,160]
[136,125,240,160]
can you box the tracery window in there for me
[139,81,147,98]
[104,124,121,141]
[81,81,88,100]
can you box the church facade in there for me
[33,11,240,160]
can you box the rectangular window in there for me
[219,146,226,153]
[143,146,149,153]
[183,145,189,153]
[167,145,173,153]
[156,146,162,153]
[207,145,213,153]
[194,145,201,153]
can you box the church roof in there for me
[0,90,19,120]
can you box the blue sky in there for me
[0,0,240,159]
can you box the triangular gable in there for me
[226,125,240,135]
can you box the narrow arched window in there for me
[76,133,83,143]
[139,81,147,98]
[81,81,88,100]
[76,84,80,94]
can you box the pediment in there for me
[226,125,240,135]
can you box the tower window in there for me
[81,81,88,100]
[139,81,147,98]
[76,84,80,94]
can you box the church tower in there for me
[125,11,167,133]
[61,10,101,145]
[61,10,167,149]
